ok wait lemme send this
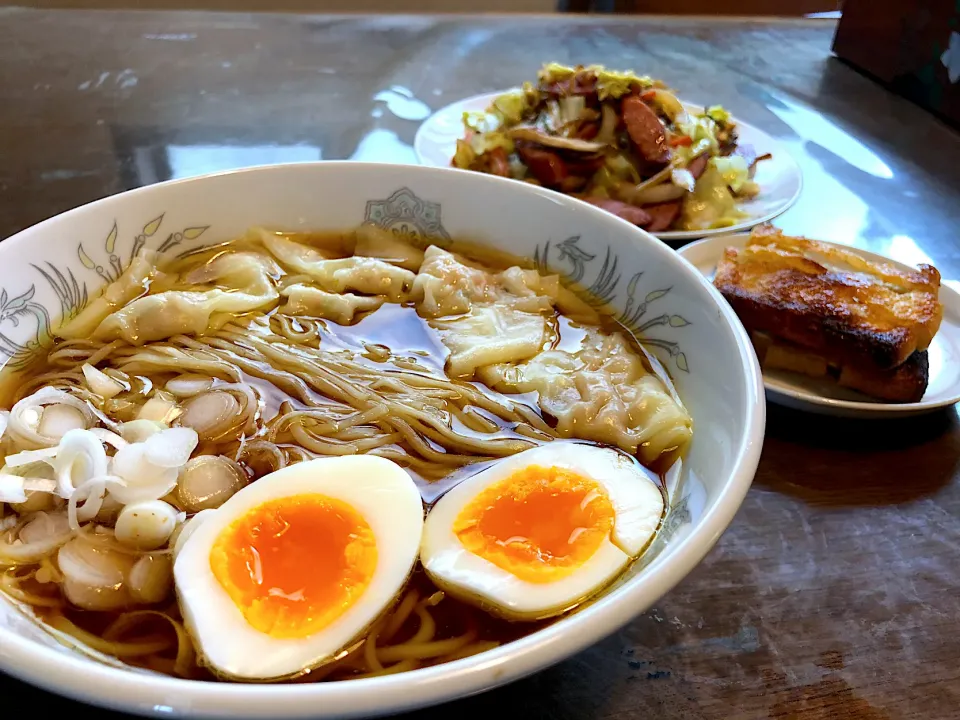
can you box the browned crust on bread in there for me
[837,351,928,403]
[714,226,942,371]
[752,332,929,403]
[720,277,912,370]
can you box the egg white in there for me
[420,441,664,621]
[174,455,424,680]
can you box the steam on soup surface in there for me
[0,226,691,682]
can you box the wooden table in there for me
[2,8,960,719]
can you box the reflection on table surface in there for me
[3,11,959,273]
[2,8,960,720]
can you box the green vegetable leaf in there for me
[705,105,731,125]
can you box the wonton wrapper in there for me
[432,306,547,378]
[479,331,692,464]
[280,284,384,325]
[56,250,162,340]
[94,252,279,344]
[353,226,425,272]
[260,233,414,301]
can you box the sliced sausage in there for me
[580,197,652,227]
[688,154,709,180]
[642,201,682,232]
[622,96,669,164]
[487,147,511,177]
[516,143,568,188]
[560,176,588,193]
[540,74,598,98]
[564,152,606,177]
[575,122,600,140]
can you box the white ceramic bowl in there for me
[0,162,764,718]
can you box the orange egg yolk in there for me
[209,494,377,639]
[452,465,615,584]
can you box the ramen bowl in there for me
[0,162,763,718]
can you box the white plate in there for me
[414,90,803,241]
[679,232,960,418]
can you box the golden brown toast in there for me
[715,226,942,372]
[751,331,929,403]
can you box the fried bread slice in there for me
[751,330,929,403]
[715,226,942,372]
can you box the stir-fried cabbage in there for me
[673,114,722,162]
[536,62,653,100]
[670,167,696,193]
[595,68,654,100]
[679,165,747,230]
[459,109,514,160]
[649,89,685,121]
[710,155,751,193]
[453,62,762,233]
[706,105,731,125]
[596,104,618,145]
[470,131,514,156]
[558,96,586,126]
[604,155,642,184]
[538,62,576,82]
[587,167,618,198]
[463,110,499,134]
[452,139,476,170]
[491,91,529,126]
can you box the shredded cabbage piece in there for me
[595,67,653,100]
[710,155,751,194]
[462,111,499,134]
[452,139,476,169]
[674,115,721,161]
[649,89,685,121]
[558,96,586,126]
[469,131,514,156]
[538,62,576,83]
[679,165,748,230]
[706,105,731,125]
[490,91,529,125]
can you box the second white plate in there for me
[679,233,960,418]
[414,90,803,241]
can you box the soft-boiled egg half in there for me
[173,455,423,680]
[420,441,664,621]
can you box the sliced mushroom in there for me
[508,127,606,153]
[630,182,688,206]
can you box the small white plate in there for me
[414,90,803,241]
[679,232,960,418]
